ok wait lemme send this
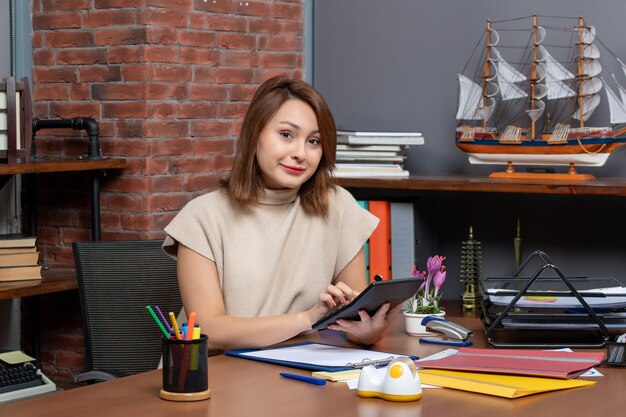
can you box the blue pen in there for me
[279,372,326,386]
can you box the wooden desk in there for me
[0,269,76,301]
[2,309,623,417]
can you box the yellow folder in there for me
[417,369,596,399]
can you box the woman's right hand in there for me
[305,282,360,326]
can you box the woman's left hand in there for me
[326,302,402,345]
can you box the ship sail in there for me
[536,45,576,99]
[491,47,528,101]
[604,79,626,124]
[456,74,496,121]
[572,25,602,122]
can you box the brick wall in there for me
[29,0,304,383]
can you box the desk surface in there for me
[0,269,77,300]
[2,309,623,417]
[0,157,127,176]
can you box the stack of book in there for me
[0,234,41,281]
[334,130,424,178]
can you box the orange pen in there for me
[185,312,196,340]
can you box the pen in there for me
[154,305,173,334]
[279,372,326,386]
[146,305,169,338]
[169,311,182,340]
[186,312,196,340]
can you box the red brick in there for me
[39,209,80,227]
[194,138,234,154]
[211,154,234,171]
[179,102,218,119]
[102,101,148,118]
[218,102,248,119]
[148,102,177,118]
[146,27,178,45]
[229,84,256,101]
[183,173,220,192]
[46,31,94,48]
[32,32,44,48]
[95,28,147,46]
[53,351,85,371]
[32,13,82,30]
[193,66,215,82]
[145,194,189,211]
[149,176,183,193]
[34,67,78,83]
[43,0,91,11]
[84,10,137,28]
[79,66,122,82]
[143,83,170,99]
[104,176,151,193]
[194,0,232,13]
[105,194,143,211]
[219,33,255,50]
[219,50,258,67]
[144,45,180,63]
[116,159,142,174]
[37,226,62,245]
[33,49,55,66]
[233,1,270,17]
[57,48,108,65]
[115,120,144,137]
[121,64,150,81]
[94,0,147,8]
[61,229,91,245]
[170,84,187,100]
[101,231,151,241]
[148,0,193,9]
[248,18,282,34]
[188,84,228,101]
[170,157,210,174]
[93,83,143,100]
[144,121,189,138]
[189,13,207,29]
[151,213,176,230]
[189,120,231,137]
[108,46,144,63]
[215,68,254,84]
[70,84,91,100]
[101,212,122,228]
[178,30,218,48]
[138,8,188,27]
[144,158,170,175]
[257,69,299,82]
[270,2,302,20]
[259,52,297,68]
[151,65,192,82]
[264,35,302,51]
[34,84,70,101]
[50,102,100,118]
[121,213,156,230]
[206,14,246,32]
[150,138,193,155]
[181,47,219,65]
[104,139,151,156]
[281,20,303,36]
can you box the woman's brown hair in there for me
[222,76,337,216]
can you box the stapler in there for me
[418,316,474,347]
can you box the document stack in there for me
[334,130,424,178]
[0,234,41,282]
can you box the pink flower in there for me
[433,271,446,297]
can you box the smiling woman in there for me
[162,76,400,353]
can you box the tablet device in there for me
[312,278,421,331]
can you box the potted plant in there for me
[404,255,447,336]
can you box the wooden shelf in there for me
[0,268,77,300]
[0,157,127,176]
[336,175,626,196]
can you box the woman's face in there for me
[256,99,323,190]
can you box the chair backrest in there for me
[73,240,182,375]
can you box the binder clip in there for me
[419,316,474,347]
[357,357,422,402]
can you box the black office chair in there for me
[72,240,182,383]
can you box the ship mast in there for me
[530,15,538,139]
[483,18,492,131]
[577,15,585,132]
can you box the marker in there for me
[279,373,326,386]
[169,311,182,340]
[186,312,196,340]
[154,305,173,334]
[146,306,169,338]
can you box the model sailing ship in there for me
[455,15,626,179]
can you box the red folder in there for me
[416,347,604,379]
[368,201,391,282]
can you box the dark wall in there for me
[313,0,626,299]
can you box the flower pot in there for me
[403,311,446,336]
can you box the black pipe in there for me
[32,117,101,159]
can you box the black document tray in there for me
[479,251,622,348]
[312,278,420,331]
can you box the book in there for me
[0,265,42,281]
[390,202,415,279]
[337,130,423,137]
[337,130,424,146]
[337,144,406,152]
[357,200,370,284]
[0,234,37,249]
[333,170,410,178]
[368,201,392,281]
[335,163,405,171]
[0,251,40,267]
[0,246,37,255]
[336,155,406,164]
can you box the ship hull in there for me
[455,137,626,166]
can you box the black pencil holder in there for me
[603,341,626,366]
[160,335,210,401]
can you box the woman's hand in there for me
[326,302,402,346]
[305,282,360,325]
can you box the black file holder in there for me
[479,251,623,348]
